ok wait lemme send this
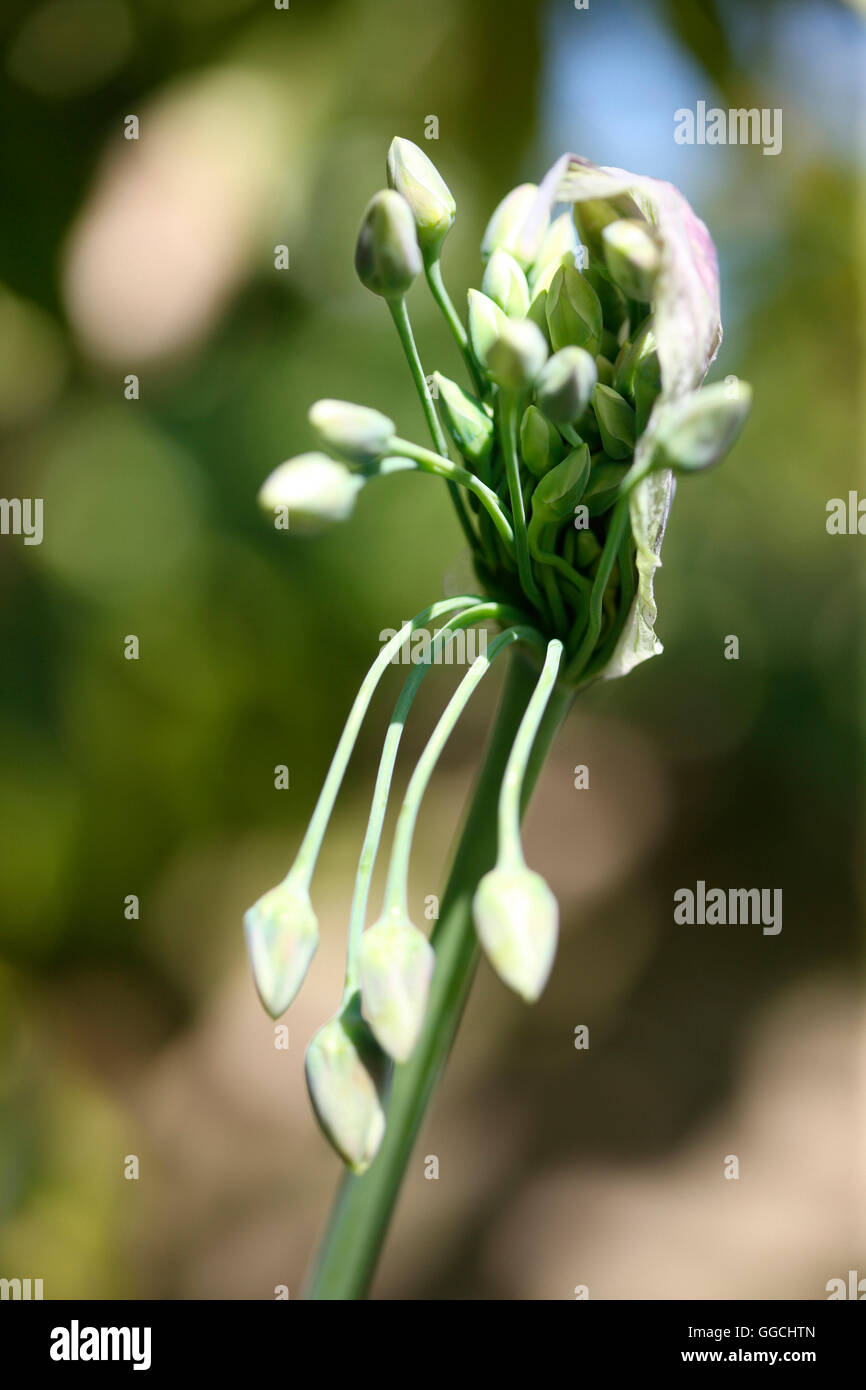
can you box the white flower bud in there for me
[258,452,363,531]
[467,288,508,365]
[473,865,559,1002]
[244,877,319,1018]
[601,218,662,302]
[481,183,547,269]
[305,998,388,1173]
[484,317,548,392]
[308,399,395,465]
[386,137,456,260]
[481,248,530,318]
[359,910,435,1062]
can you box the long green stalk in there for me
[387,295,477,549]
[304,652,573,1299]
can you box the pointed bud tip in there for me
[481,248,531,318]
[546,263,603,357]
[386,137,456,258]
[481,183,545,269]
[434,372,494,466]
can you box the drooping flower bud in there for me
[481,183,546,269]
[651,381,753,472]
[529,212,578,293]
[519,404,566,478]
[592,383,636,460]
[529,444,591,524]
[386,137,456,261]
[467,288,508,365]
[244,877,319,1019]
[602,218,662,302]
[535,346,597,425]
[545,264,603,356]
[308,399,395,466]
[472,865,559,1002]
[481,248,530,318]
[305,994,388,1173]
[354,189,422,298]
[433,372,494,467]
[484,318,548,392]
[359,909,435,1063]
[258,453,364,532]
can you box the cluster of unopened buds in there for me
[244,139,752,1173]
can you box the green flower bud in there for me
[535,346,597,425]
[433,372,494,467]
[527,285,551,342]
[484,317,548,391]
[308,399,395,465]
[359,910,435,1063]
[473,865,559,1002]
[573,192,641,262]
[529,211,578,293]
[583,457,630,516]
[634,347,662,434]
[305,994,388,1173]
[595,355,615,387]
[529,444,591,524]
[613,318,656,401]
[592,383,636,460]
[519,404,566,478]
[602,218,662,302]
[481,183,546,269]
[244,877,319,1019]
[467,288,508,365]
[652,380,753,472]
[354,189,422,298]
[386,137,456,260]
[481,248,530,317]
[528,256,562,303]
[258,452,364,532]
[582,265,629,333]
[545,264,603,356]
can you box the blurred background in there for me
[0,0,862,1299]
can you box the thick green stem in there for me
[303,652,574,1299]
